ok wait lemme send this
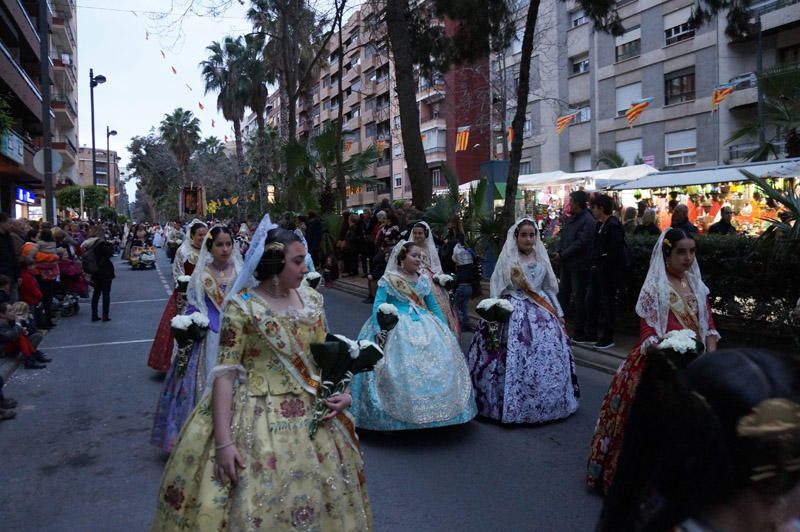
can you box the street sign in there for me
[33,149,63,174]
[15,187,35,204]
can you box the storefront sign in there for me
[1,131,25,165]
[643,155,656,166]
[16,187,35,204]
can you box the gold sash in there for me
[510,266,564,329]
[384,273,430,312]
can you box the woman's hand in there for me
[705,335,718,353]
[321,392,352,421]
[214,445,245,486]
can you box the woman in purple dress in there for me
[150,226,242,452]
[466,218,579,423]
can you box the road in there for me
[0,250,611,531]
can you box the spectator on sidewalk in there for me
[622,207,638,234]
[89,227,116,323]
[0,213,19,303]
[452,233,475,332]
[0,376,16,421]
[634,208,661,236]
[33,229,62,328]
[306,211,323,267]
[0,302,48,369]
[584,194,626,350]
[708,206,737,235]
[556,190,595,341]
[671,204,699,234]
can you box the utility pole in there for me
[756,17,765,146]
[38,0,54,222]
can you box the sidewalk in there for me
[326,275,631,374]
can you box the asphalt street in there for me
[0,250,612,531]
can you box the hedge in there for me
[545,234,800,346]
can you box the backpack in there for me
[81,243,99,274]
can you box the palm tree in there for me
[727,66,800,161]
[595,150,627,169]
[158,108,201,183]
[241,33,275,142]
[200,37,249,181]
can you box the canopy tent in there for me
[517,165,657,190]
[608,158,800,190]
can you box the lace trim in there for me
[706,329,721,340]
[205,364,247,393]
[640,335,660,355]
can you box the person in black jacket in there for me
[89,226,115,322]
[0,213,19,303]
[555,191,595,340]
[583,194,625,349]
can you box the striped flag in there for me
[711,82,737,110]
[556,112,578,135]
[198,102,205,111]
[508,126,514,144]
[455,126,470,152]
[625,98,654,127]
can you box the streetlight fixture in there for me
[106,127,117,207]
[89,68,106,188]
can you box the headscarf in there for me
[490,217,558,299]
[225,214,278,304]
[177,218,207,261]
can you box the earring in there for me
[271,275,279,287]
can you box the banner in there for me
[455,126,470,152]
[179,186,205,217]
[626,98,654,127]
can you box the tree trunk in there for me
[335,14,347,212]
[386,0,432,211]
[502,0,539,231]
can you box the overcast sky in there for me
[76,1,252,198]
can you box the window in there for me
[665,67,695,105]
[616,82,642,117]
[615,28,641,62]
[519,160,532,175]
[572,103,592,123]
[394,115,401,129]
[572,151,592,171]
[779,44,800,66]
[365,122,376,138]
[393,143,402,157]
[665,129,696,167]
[570,9,587,28]
[570,54,590,75]
[431,168,443,187]
[664,7,694,45]
[351,79,361,93]
[523,117,532,136]
[394,173,402,188]
[616,139,643,166]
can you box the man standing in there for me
[671,204,699,234]
[556,190,595,340]
[708,206,736,235]
[0,213,19,302]
[583,194,625,350]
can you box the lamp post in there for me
[89,69,106,188]
[106,127,117,208]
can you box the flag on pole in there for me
[625,98,654,127]
[507,126,514,144]
[198,102,205,110]
[455,126,471,152]
[556,112,578,135]
[171,66,177,75]
[711,82,737,110]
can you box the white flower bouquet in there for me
[305,271,322,290]
[433,273,456,291]
[657,329,704,356]
[170,312,210,377]
[376,303,399,348]
[175,275,191,294]
[476,298,514,350]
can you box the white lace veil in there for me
[635,229,714,340]
[187,226,244,315]
[177,218,207,260]
[490,217,559,298]
[413,221,442,274]
[225,214,278,304]
[385,239,408,277]
[294,228,315,272]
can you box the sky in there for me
[76,1,253,199]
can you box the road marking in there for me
[45,338,154,350]
[155,258,173,296]
[111,298,169,305]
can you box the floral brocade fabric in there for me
[152,286,372,531]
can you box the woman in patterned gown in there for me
[147,221,207,372]
[410,222,461,335]
[349,240,476,431]
[466,218,579,424]
[586,228,720,494]
[150,226,242,453]
[152,219,371,531]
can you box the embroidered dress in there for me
[419,249,461,335]
[152,285,372,531]
[467,261,579,423]
[350,272,477,430]
[147,246,199,371]
[150,266,232,453]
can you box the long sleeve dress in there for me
[147,246,200,371]
[418,249,461,335]
[152,285,372,531]
[466,261,580,424]
[150,266,232,453]
[586,285,719,494]
[349,272,476,431]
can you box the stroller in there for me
[50,258,87,318]
[130,245,157,270]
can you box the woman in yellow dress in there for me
[152,216,372,531]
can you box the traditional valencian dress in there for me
[414,222,461,336]
[466,219,579,424]
[146,243,200,371]
[587,232,720,494]
[350,263,477,431]
[152,285,372,531]
[150,261,237,453]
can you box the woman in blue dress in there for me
[350,240,477,430]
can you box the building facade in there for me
[77,146,122,208]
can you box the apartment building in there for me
[496,0,800,175]
[77,146,122,208]
[0,0,78,217]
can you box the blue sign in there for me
[1,131,24,165]
[16,187,35,204]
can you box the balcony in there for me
[726,86,758,109]
[52,135,77,163]
[751,0,800,31]
[416,82,446,103]
[346,64,361,82]
[728,141,786,162]
[51,56,76,90]
[51,94,77,127]
[51,17,76,53]
[0,40,42,118]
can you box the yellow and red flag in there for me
[455,126,470,152]
[711,82,737,110]
[556,112,578,135]
[625,98,653,127]
[345,141,354,154]
[507,126,514,144]
[171,66,177,75]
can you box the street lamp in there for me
[89,68,106,188]
[106,127,117,207]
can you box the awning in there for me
[608,158,800,190]
[494,183,523,200]
[517,165,658,190]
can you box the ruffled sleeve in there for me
[704,297,721,340]
[207,299,248,386]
